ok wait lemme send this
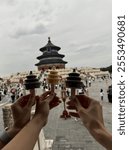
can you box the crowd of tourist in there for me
[0,83,25,103]
[0,73,112,104]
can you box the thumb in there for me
[74,97,82,110]
[74,97,89,121]
[35,97,40,111]
[27,92,35,107]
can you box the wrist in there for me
[101,127,112,150]
[33,115,47,127]
[91,126,112,150]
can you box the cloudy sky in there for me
[0,0,111,76]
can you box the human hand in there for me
[67,95,112,150]
[5,92,36,142]
[34,91,60,127]
[67,95,104,131]
[11,91,35,130]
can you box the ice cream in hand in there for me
[24,71,40,90]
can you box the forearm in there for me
[91,127,112,150]
[2,116,45,150]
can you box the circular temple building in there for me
[35,37,67,71]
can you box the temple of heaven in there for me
[35,37,67,71]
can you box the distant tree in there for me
[100,65,112,74]
[0,77,3,81]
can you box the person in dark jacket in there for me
[107,85,112,103]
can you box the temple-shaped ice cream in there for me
[66,69,83,98]
[24,71,40,90]
[47,66,59,92]
[66,69,82,88]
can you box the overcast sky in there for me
[0,0,111,77]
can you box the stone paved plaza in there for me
[0,78,112,150]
